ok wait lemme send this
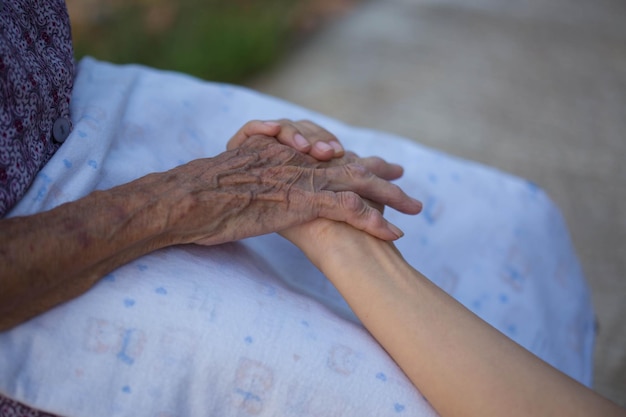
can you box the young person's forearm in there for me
[302,224,625,417]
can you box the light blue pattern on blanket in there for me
[0,57,594,417]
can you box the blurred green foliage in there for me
[70,0,301,83]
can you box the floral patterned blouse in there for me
[0,394,60,416]
[2,0,71,414]
[0,0,74,216]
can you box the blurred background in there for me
[66,0,360,83]
[66,0,625,408]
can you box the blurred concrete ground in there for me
[248,0,626,406]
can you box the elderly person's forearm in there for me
[0,169,186,330]
[0,135,421,330]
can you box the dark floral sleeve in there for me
[0,393,61,417]
[0,0,75,216]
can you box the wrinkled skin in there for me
[163,134,422,246]
[0,132,420,330]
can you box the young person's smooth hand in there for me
[227,119,344,160]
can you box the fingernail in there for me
[294,133,310,149]
[388,223,404,239]
[329,140,344,154]
[413,198,423,211]
[314,141,333,153]
[263,121,280,127]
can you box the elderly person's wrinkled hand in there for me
[0,131,420,329]
[161,134,422,246]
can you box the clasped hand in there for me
[164,126,421,246]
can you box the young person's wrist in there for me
[282,219,393,277]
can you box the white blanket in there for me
[0,57,595,417]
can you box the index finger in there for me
[319,163,423,215]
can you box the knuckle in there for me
[388,184,405,201]
[361,156,388,173]
[369,156,386,168]
[345,163,371,179]
[339,191,365,213]
[296,119,314,127]
[244,119,261,129]
[298,120,335,137]
[343,151,359,162]
[367,209,386,227]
